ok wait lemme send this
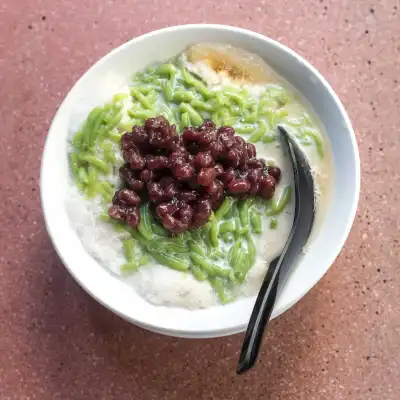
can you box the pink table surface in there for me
[1,0,399,399]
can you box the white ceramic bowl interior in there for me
[41,25,360,338]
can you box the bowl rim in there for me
[40,24,360,337]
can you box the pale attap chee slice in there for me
[186,43,278,85]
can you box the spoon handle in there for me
[236,256,281,374]
[237,126,315,375]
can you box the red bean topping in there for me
[247,158,265,169]
[234,136,246,148]
[246,143,257,158]
[125,207,140,227]
[209,139,224,159]
[249,182,260,196]
[247,168,262,183]
[209,180,224,209]
[182,126,201,141]
[158,175,175,188]
[190,199,212,228]
[259,175,276,199]
[156,201,179,218]
[140,168,157,182]
[267,166,282,183]
[161,214,188,234]
[129,126,148,144]
[124,149,146,170]
[121,132,136,151]
[108,192,141,227]
[163,182,179,199]
[147,181,165,203]
[147,118,177,149]
[108,205,127,220]
[178,204,194,224]
[204,181,219,195]
[221,167,236,184]
[199,120,216,130]
[227,148,241,168]
[177,190,197,202]
[173,162,195,181]
[218,126,235,136]
[146,155,169,170]
[219,133,235,149]
[119,165,144,191]
[227,179,251,194]
[198,129,217,145]
[214,163,224,177]
[197,167,217,186]
[108,116,282,233]
[194,151,214,169]
[168,153,184,166]
[117,189,141,206]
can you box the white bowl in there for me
[40,24,360,338]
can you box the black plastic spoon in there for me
[237,126,316,375]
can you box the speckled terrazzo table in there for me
[1,0,399,399]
